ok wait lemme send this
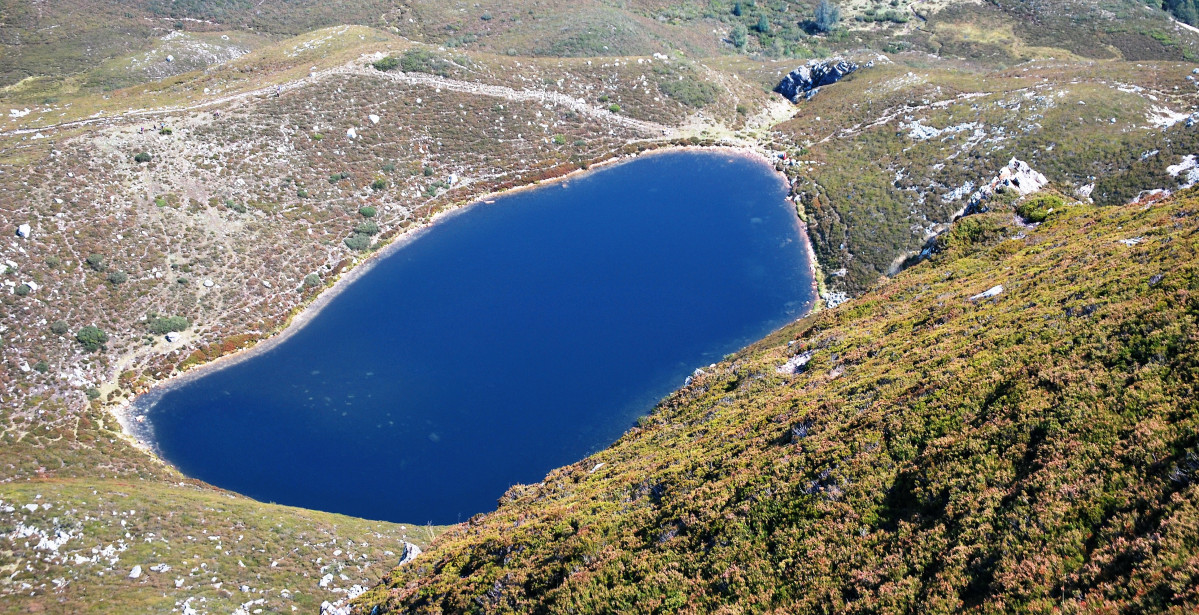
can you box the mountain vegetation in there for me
[2,0,1198,612]
[358,183,1199,614]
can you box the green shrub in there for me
[226,199,247,213]
[297,188,308,198]
[398,49,453,76]
[355,221,380,235]
[76,326,108,352]
[372,55,400,72]
[608,104,622,113]
[329,172,349,183]
[371,179,387,191]
[14,284,30,296]
[423,166,434,177]
[303,273,321,287]
[134,152,152,163]
[382,163,396,173]
[359,206,377,218]
[33,361,49,373]
[50,320,69,335]
[86,254,105,271]
[480,12,492,20]
[344,234,372,251]
[85,388,100,400]
[730,23,747,48]
[1016,194,1065,223]
[148,315,189,335]
[552,134,567,145]
[107,270,128,285]
[45,256,60,268]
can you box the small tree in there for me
[50,320,69,335]
[732,2,743,16]
[730,23,748,48]
[108,270,128,285]
[134,152,152,163]
[358,206,377,218]
[813,0,841,33]
[756,15,771,34]
[76,326,108,352]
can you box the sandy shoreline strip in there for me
[114,144,824,451]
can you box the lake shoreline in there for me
[113,143,823,458]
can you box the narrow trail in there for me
[0,56,673,139]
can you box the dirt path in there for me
[1,56,673,139]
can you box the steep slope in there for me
[358,188,1199,612]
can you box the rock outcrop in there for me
[956,158,1048,219]
[774,59,859,103]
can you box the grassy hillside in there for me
[358,188,1199,612]
[775,58,1199,295]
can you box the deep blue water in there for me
[142,150,815,523]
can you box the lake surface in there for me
[141,150,815,523]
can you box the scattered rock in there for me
[16,223,31,238]
[398,541,422,566]
[969,285,1004,301]
[774,59,859,103]
[956,158,1048,219]
[368,114,380,124]
[129,565,142,579]
[346,127,357,139]
[777,351,814,375]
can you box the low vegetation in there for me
[359,187,1199,614]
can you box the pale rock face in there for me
[957,158,1049,218]
[398,541,422,565]
[970,285,1004,301]
[775,59,860,103]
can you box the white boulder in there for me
[16,223,31,238]
[969,285,1004,301]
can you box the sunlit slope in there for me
[359,188,1199,612]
